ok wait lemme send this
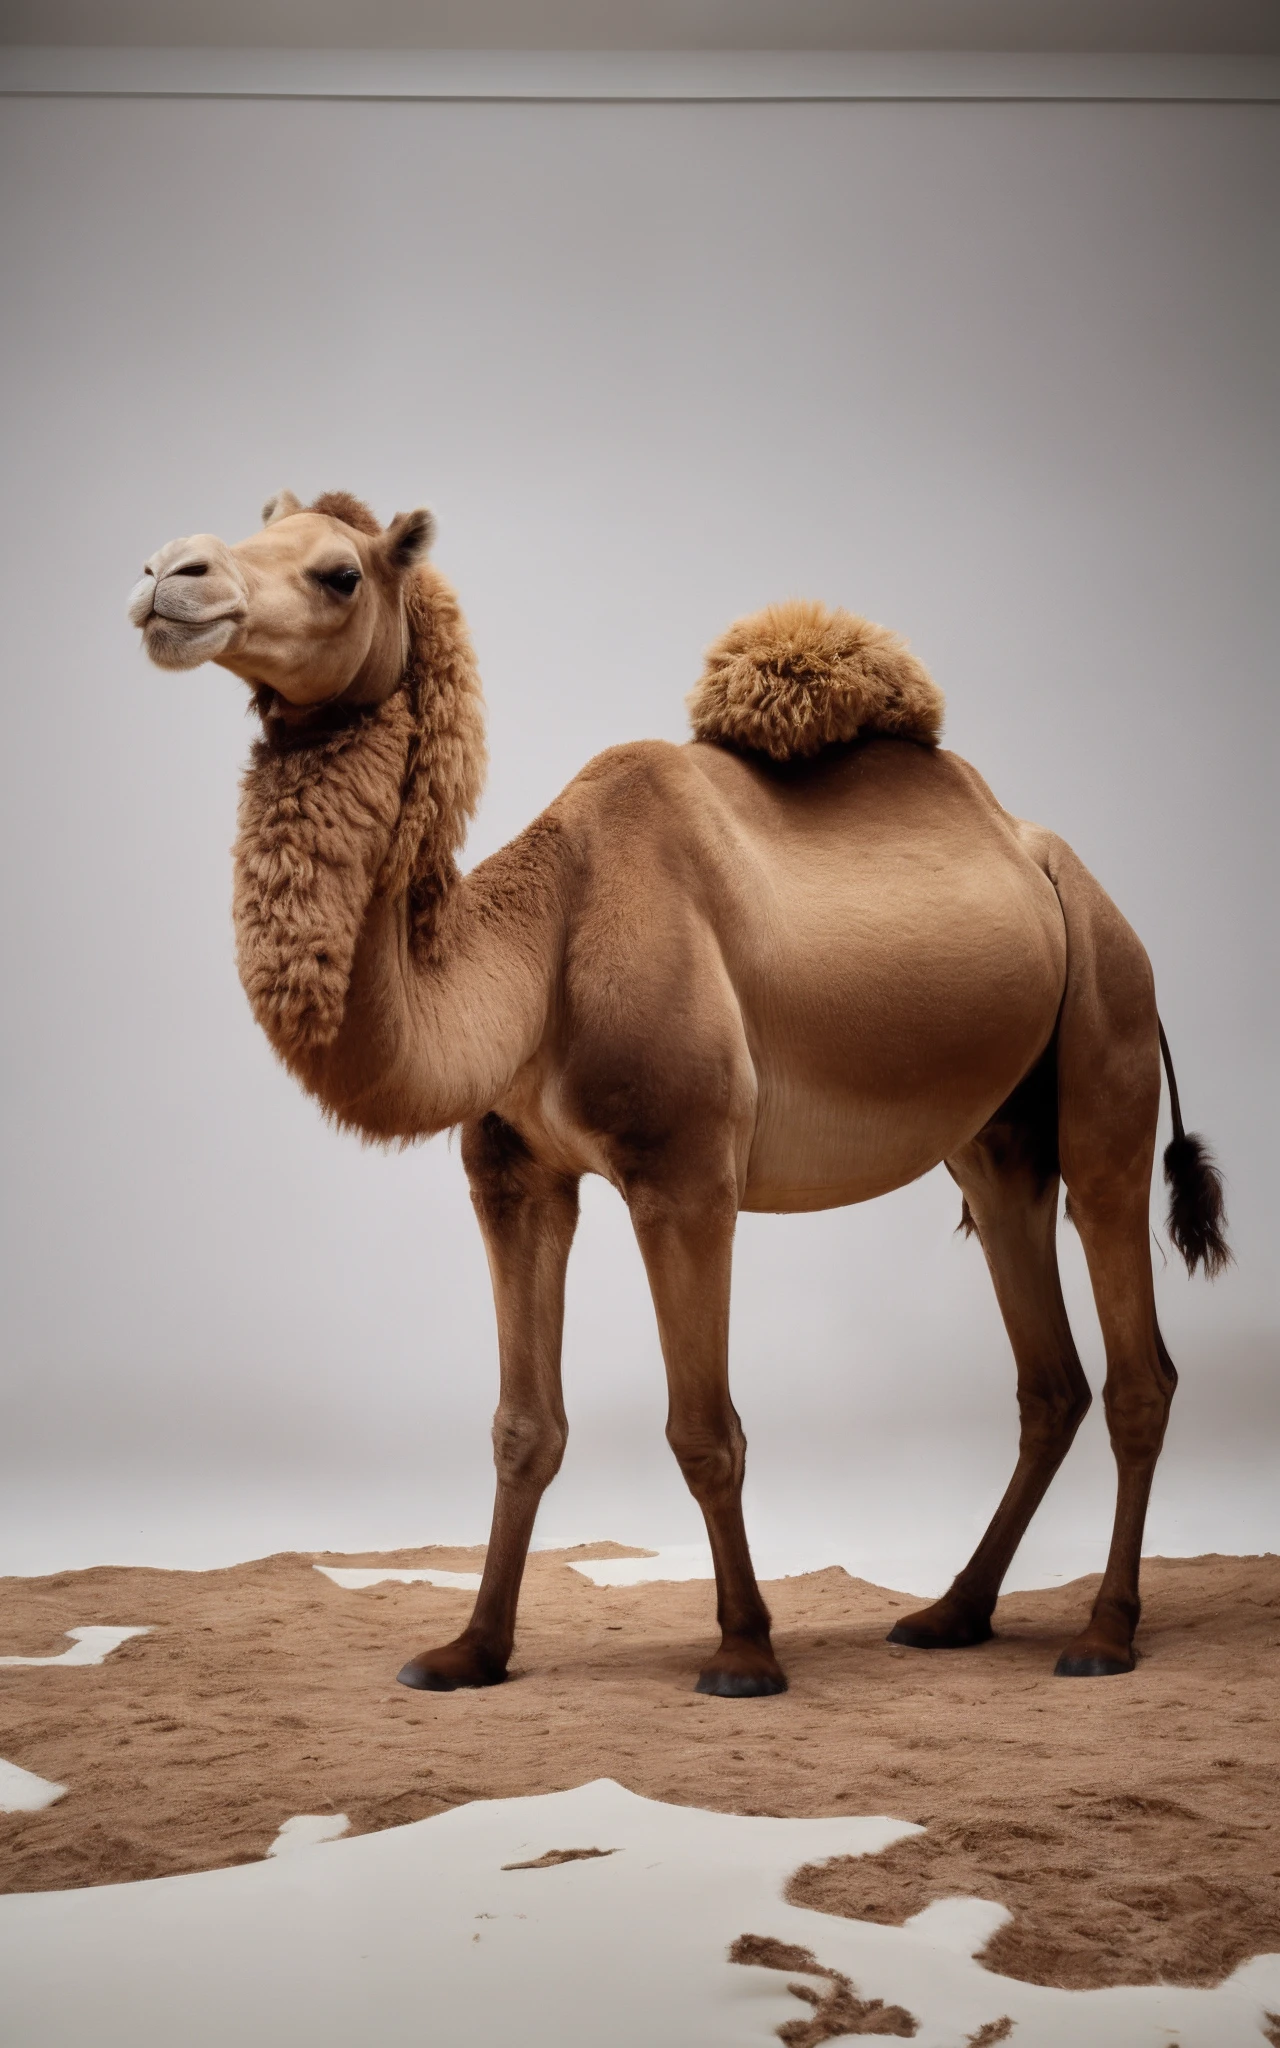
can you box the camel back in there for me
[687,599,944,763]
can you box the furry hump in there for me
[687,599,944,762]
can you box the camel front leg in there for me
[627,1173,785,1698]
[397,1116,579,1691]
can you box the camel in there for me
[129,488,1229,1699]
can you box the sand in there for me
[1,1546,1276,1992]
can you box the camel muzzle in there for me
[130,534,248,671]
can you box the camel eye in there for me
[318,566,361,598]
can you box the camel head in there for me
[129,489,435,714]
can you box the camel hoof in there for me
[886,1607,994,1650]
[1053,1647,1135,1678]
[396,1643,508,1691]
[695,1665,788,1699]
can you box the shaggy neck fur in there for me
[688,599,944,761]
[233,564,487,1091]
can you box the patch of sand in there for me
[730,1932,919,2038]
[0,1547,1276,1989]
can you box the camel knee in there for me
[1102,1377,1173,1462]
[667,1421,744,1501]
[1017,1374,1092,1451]
[492,1407,567,1491]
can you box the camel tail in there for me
[1158,1018,1231,1279]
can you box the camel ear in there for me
[262,489,303,526]
[379,507,435,572]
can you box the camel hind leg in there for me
[1053,1194,1176,1675]
[889,1048,1093,1650]
[894,835,1177,1676]
[1041,834,1174,1676]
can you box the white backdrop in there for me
[1,92,1275,1585]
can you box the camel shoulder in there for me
[542,738,712,847]
[459,740,696,926]
[560,736,698,803]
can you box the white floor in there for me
[0,1627,152,1669]
[1,1779,1277,2048]
[5,1546,1279,2044]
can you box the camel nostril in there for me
[175,563,208,577]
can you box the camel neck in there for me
[229,564,557,1138]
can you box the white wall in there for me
[1,92,1275,1582]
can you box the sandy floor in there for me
[1,1546,1276,1992]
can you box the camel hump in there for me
[687,599,944,762]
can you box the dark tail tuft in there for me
[1158,1017,1231,1279]
[956,1197,979,1240]
[1163,1133,1231,1279]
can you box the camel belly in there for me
[735,863,1066,1213]
[742,1073,1009,1211]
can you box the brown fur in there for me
[308,489,382,535]
[687,600,943,761]
[232,563,485,1066]
[134,491,1228,1702]
[233,694,415,1062]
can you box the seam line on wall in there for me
[5,91,1280,106]
[2,50,1278,103]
